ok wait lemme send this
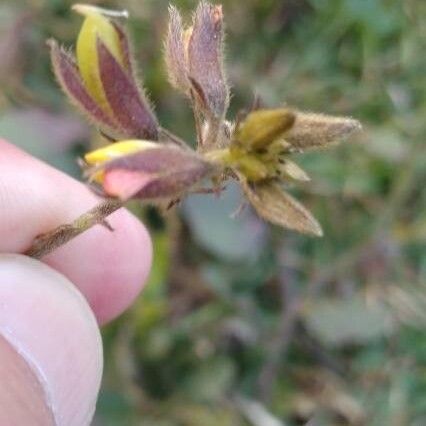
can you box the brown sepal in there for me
[165,5,190,93]
[188,1,229,119]
[48,39,120,135]
[111,21,133,73]
[285,112,362,151]
[241,180,323,237]
[97,37,159,140]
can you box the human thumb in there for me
[0,254,103,426]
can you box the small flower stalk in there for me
[26,1,361,258]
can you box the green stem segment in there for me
[25,199,123,259]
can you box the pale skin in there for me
[0,139,152,425]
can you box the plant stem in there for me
[25,199,123,259]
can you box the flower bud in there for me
[49,4,158,140]
[86,143,215,201]
[188,2,229,120]
[234,108,296,151]
[165,2,229,122]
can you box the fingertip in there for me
[44,208,152,324]
[0,138,153,324]
[0,254,102,426]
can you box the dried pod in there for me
[188,1,229,119]
[285,112,362,151]
[86,143,215,200]
[242,180,323,237]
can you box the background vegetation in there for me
[1,0,425,424]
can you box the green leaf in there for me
[304,296,395,347]
[183,183,267,262]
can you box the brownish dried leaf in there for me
[285,112,362,151]
[97,38,159,140]
[165,5,190,93]
[241,180,323,236]
[188,1,229,119]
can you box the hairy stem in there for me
[25,199,123,259]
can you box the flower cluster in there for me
[49,2,361,237]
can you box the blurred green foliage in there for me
[1,0,425,425]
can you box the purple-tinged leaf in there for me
[188,1,229,119]
[165,5,190,93]
[97,38,159,140]
[101,145,214,200]
[48,39,120,134]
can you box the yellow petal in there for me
[84,140,157,165]
[75,5,125,114]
